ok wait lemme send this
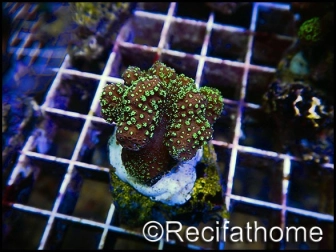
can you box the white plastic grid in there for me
[3,2,334,250]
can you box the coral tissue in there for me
[100,61,223,205]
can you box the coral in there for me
[110,141,228,227]
[71,3,136,31]
[298,17,322,46]
[262,3,334,164]
[68,3,137,73]
[290,2,334,88]
[263,81,332,127]
[100,61,223,185]
[263,80,334,163]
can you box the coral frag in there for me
[263,80,334,163]
[68,3,137,73]
[262,3,334,164]
[100,61,223,185]
[298,17,322,46]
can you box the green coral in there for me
[71,2,133,28]
[110,142,229,227]
[298,17,322,45]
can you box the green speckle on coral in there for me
[100,61,224,183]
[298,17,322,45]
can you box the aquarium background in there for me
[2,2,334,250]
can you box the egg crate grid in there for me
[4,2,71,63]
[2,2,71,184]
[2,2,334,250]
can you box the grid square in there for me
[125,14,165,46]
[200,60,244,101]
[25,156,67,210]
[251,34,294,68]
[46,74,99,115]
[212,3,253,29]
[256,6,296,36]
[166,19,206,55]
[245,68,275,105]
[2,209,49,249]
[109,43,157,78]
[208,27,249,62]
[69,166,113,223]
[287,161,334,214]
[239,107,280,152]
[233,152,283,204]
[31,112,85,159]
